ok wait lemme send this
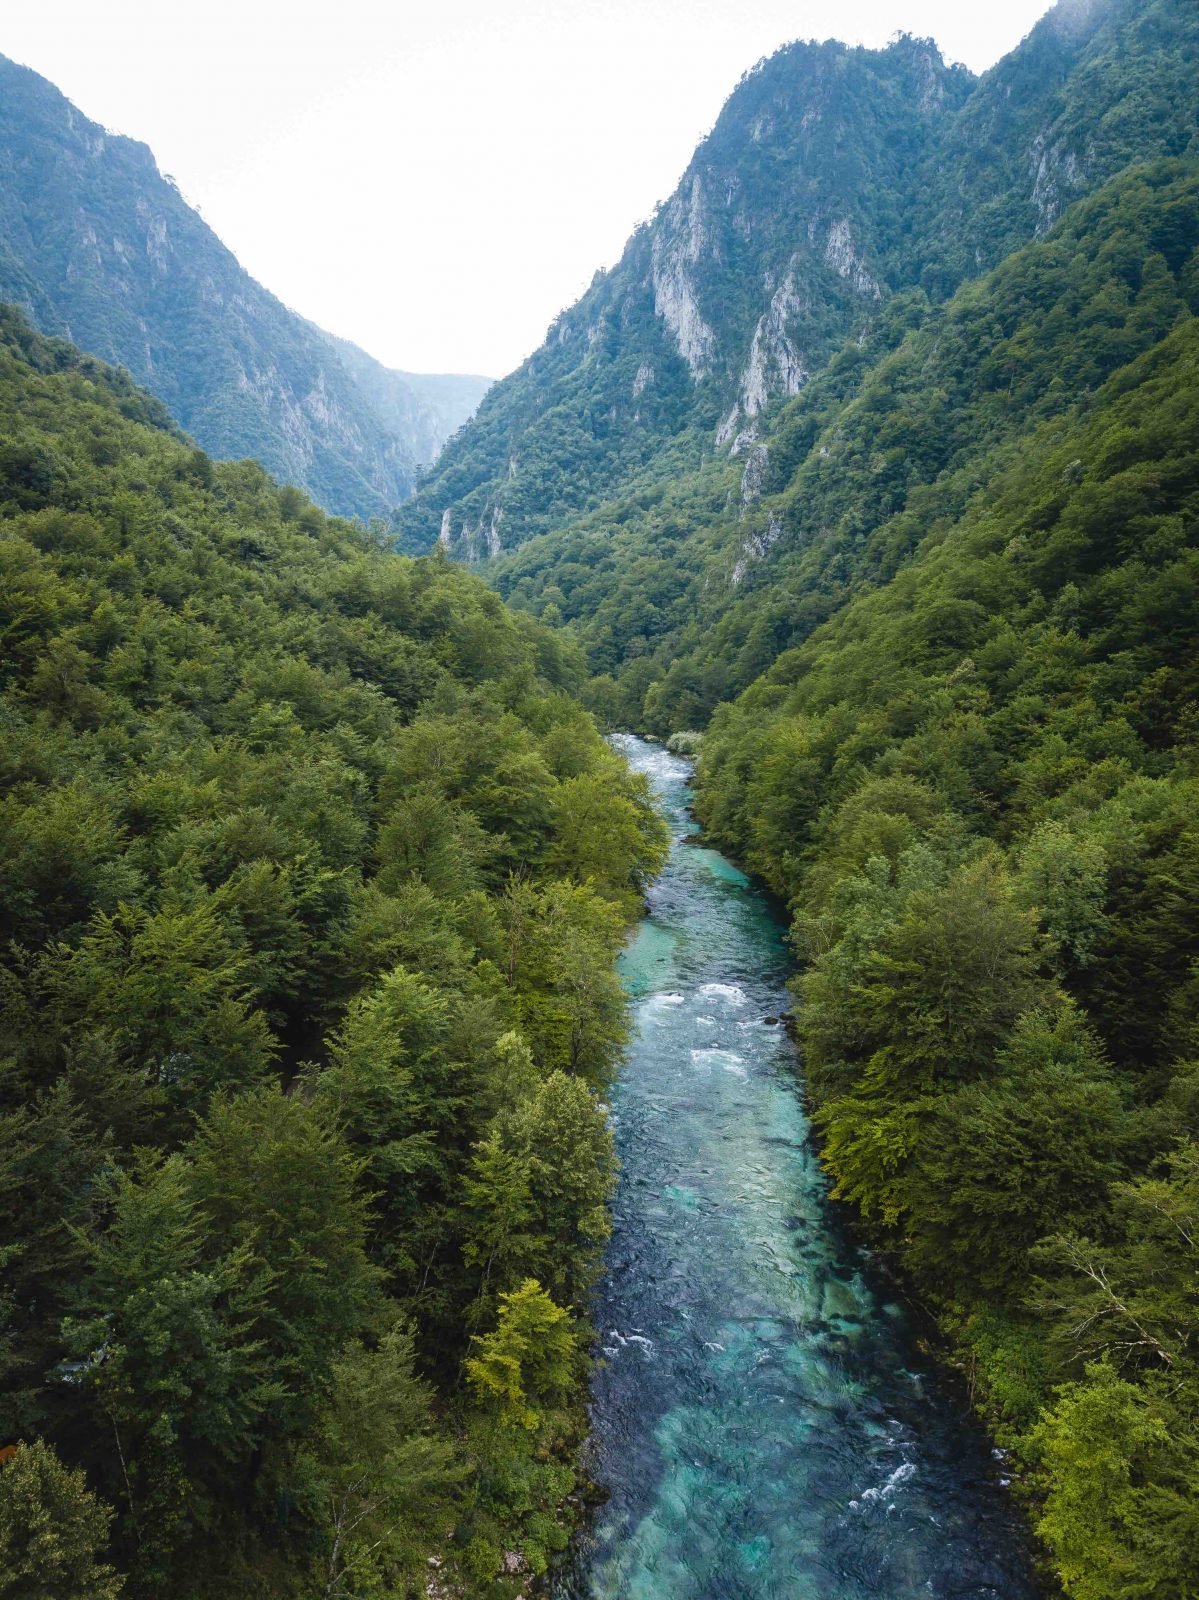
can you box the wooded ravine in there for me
[1,0,1198,1595]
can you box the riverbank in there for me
[555,736,1040,1600]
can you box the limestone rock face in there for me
[731,510,783,586]
[395,0,1199,559]
[398,32,969,555]
[823,221,882,300]
[652,176,717,377]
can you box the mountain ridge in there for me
[395,30,972,556]
[397,0,1199,566]
[0,53,490,517]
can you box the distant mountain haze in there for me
[318,329,491,471]
[0,53,491,518]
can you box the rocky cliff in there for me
[396,0,1199,559]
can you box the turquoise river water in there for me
[555,736,1041,1600]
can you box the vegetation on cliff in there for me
[0,55,490,519]
[399,0,1198,582]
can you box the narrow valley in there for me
[560,739,1039,1600]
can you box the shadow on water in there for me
[554,736,1042,1600]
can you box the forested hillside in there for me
[0,55,490,519]
[498,162,1198,730]
[394,32,971,559]
[397,0,1198,573]
[694,209,1199,1597]
[391,2,1199,1592]
[0,307,666,1598]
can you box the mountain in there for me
[695,168,1199,1595]
[398,0,1198,566]
[492,157,1198,729]
[395,32,973,557]
[0,54,489,518]
[388,0,1199,1589]
[911,0,1199,291]
[319,328,491,466]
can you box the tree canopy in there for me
[0,306,666,1597]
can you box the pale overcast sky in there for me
[3,0,1053,378]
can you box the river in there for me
[555,735,1041,1600]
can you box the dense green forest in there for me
[410,12,1199,1586]
[0,307,667,1598]
[3,0,1199,1594]
[694,197,1199,1595]
[497,162,1199,732]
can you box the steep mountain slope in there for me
[0,305,666,1596]
[319,329,491,466]
[910,0,1199,292]
[396,33,971,556]
[696,294,1199,1600]
[497,161,1199,727]
[0,54,487,518]
[398,0,1198,573]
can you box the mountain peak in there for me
[397,0,1197,561]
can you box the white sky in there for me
[3,0,1053,378]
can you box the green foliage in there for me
[466,1280,577,1432]
[1028,1366,1199,1600]
[905,1007,1126,1291]
[462,1068,616,1317]
[0,1439,123,1600]
[460,1282,580,1578]
[0,309,665,1596]
[501,878,633,1082]
[802,852,1039,1099]
[6,3,1199,1592]
[690,184,1199,1595]
[297,1325,459,1600]
[60,1151,286,1589]
[398,0,1198,733]
[393,15,1199,1592]
[494,162,1199,737]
